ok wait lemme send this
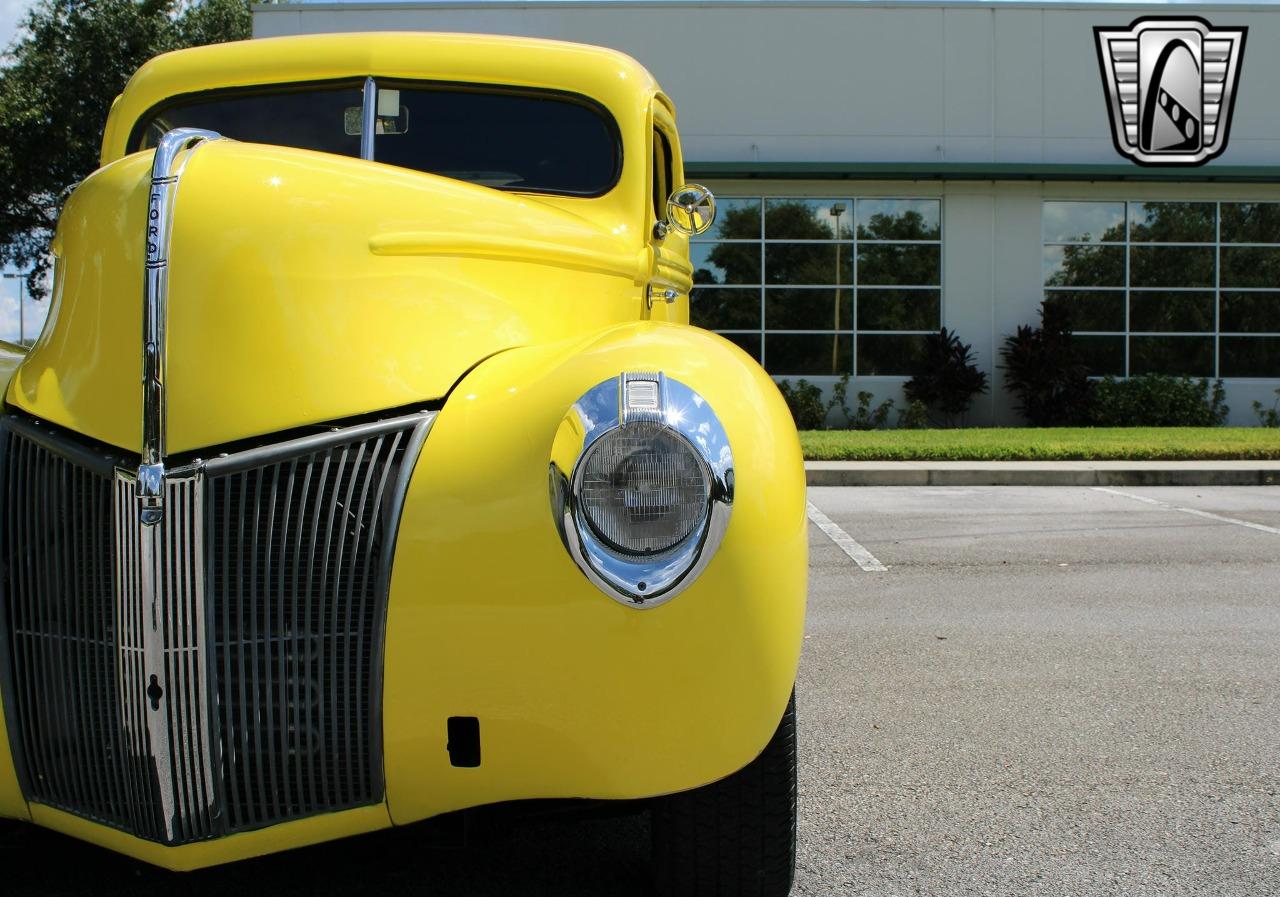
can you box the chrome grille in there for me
[0,410,432,843]
[205,428,413,832]
[0,428,146,833]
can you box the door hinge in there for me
[646,284,679,309]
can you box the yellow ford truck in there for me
[0,32,806,896]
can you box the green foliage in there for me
[999,300,1095,426]
[824,374,895,430]
[776,378,826,430]
[903,327,988,425]
[797,427,1280,462]
[824,372,851,423]
[1003,301,1232,429]
[176,0,253,46]
[776,372,902,432]
[0,0,251,296]
[848,390,895,431]
[1089,375,1229,427]
[1255,389,1280,428]
[896,400,929,430]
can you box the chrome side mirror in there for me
[665,184,716,236]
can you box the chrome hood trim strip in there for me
[140,128,221,528]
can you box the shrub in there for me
[1255,389,1280,428]
[904,327,988,426]
[897,400,930,430]
[824,373,853,426]
[1090,375,1230,427]
[776,378,826,429]
[999,300,1094,426]
[825,374,895,430]
[849,390,895,431]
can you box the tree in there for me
[0,1,251,297]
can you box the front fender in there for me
[381,321,806,825]
[0,339,29,822]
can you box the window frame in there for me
[689,195,944,378]
[1042,199,1280,381]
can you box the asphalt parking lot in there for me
[5,485,1279,896]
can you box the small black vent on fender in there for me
[447,717,481,768]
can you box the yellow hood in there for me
[8,141,650,453]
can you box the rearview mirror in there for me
[665,184,716,236]
[344,89,410,136]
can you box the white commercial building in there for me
[254,1,1280,425]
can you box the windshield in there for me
[137,85,365,159]
[134,80,622,196]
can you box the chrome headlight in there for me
[550,372,733,608]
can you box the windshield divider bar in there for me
[360,77,376,161]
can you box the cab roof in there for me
[100,32,667,166]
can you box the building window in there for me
[690,197,942,376]
[1043,200,1280,379]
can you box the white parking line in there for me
[806,501,888,572]
[1092,487,1280,536]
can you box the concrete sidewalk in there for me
[805,460,1280,487]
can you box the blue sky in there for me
[0,0,40,342]
[0,0,30,53]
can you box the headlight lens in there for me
[578,422,710,555]
[549,372,734,608]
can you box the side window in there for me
[652,128,674,220]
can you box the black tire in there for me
[651,691,797,897]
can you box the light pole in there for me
[2,273,29,345]
[828,204,846,373]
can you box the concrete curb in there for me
[805,461,1280,487]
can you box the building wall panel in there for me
[254,2,1280,166]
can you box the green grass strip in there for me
[800,428,1280,462]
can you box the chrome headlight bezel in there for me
[550,372,733,608]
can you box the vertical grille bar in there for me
[343,436,383,796]
[155,475,215,843]
[287,458,312,821]
[317,446,347,807]
[0,410,432,843]
[114,474,162,840]
[259,465,280,822]
[303,453,329,813]
[273,459,297,819]
[356,430,404,797]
